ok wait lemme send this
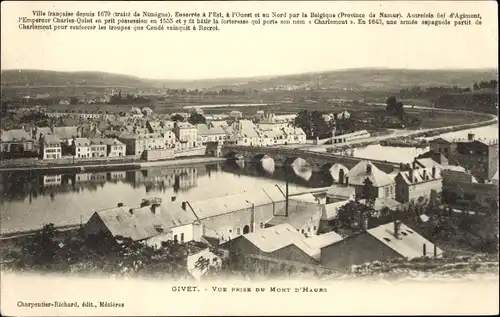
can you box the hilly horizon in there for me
[1,68,498,91]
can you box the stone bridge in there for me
[221,145,401,173]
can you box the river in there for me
[334,123,498,164]
[0,161,330,235]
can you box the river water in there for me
[0,161,329,234]
[336,123,498,164]
[2,124,498,234]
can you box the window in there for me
[308,227,311,232]
[301,229,304,234]
[180,233,184,243]
[173,235,178,242]
[313,226,317,231]
[236,228,241,235]
[260,222,264,228]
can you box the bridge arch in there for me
[224,151,239,159]
[252,153,269,161]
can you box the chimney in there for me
[394,220,402,239]
[468,133,475,141]
[250,203,255,233]
[181,201,187,210]
[431,166,436,178]
[117,202,124,207]
[366,163,372,175]
[345,176,349,186]
[423,244,427,256]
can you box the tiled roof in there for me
[36,126,78,140]
[74,137,91,147]
[1,129,31,142]
[323,200,351,221]
[367,222,443,259]
[188,188,281,220]
[305,231,343,249]
[235,120,260,138]
[210,121,229,128]
[93,202,198,242]
[398,167,441,184]
[242,223,320,260]
[176,122,195,129]
[196,124,226,136]
[346,161,395,187]
[326,184,356,199]
[43,135,61,145]
[268,199,322,230]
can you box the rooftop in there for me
[187,187,287,220]
[241,223,320,260]
[398,166,441,184]
[347,161,395,187]
[366,222,444,259]
[93,202,198,242]
[305,231,343,249]
[0,129,31,142]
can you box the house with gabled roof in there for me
[394,165,442,204]
[83,199,200,248]
[0,129,34,155]
[346,160,396,200]
[320,221,443,270]
[221,223,320,264]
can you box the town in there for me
[0,78,498,281]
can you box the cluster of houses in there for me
[79,136,499,279]
[1,107,313,160]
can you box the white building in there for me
[119,132,165,156]
[196,124,226,145]
[90,138,108,158]
[103,138,127,157]
[227,120,261,146]
[174,122,199,149]
[83,200,200,248]
[74,138,91,158]
[41,135,62,159]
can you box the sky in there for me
[1,1,498,80]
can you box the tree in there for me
[20,223,60,267]
[171,114,184,122]
[194,256,211,275]
[294,110,311,136]
[362,177,376,207]
[188,113,206,125]
[337,201,375,229]
[386,96,397,113]
[386,96,405,120]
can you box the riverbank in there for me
[330,114,497,152]
[380,138,429,148]
[0,156,226,173]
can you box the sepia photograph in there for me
[1,0,499,315]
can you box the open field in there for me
[8,98,491,130]
[3,68,496,91]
